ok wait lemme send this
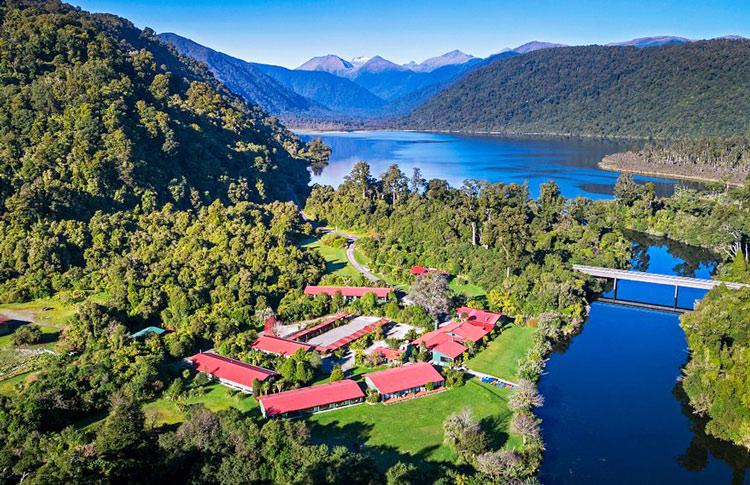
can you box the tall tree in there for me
[409,273,451,323]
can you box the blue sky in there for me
[73,0,749,68]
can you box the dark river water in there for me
[538,235,750,484]
[297,130,700,199]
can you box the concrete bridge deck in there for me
[572,264,749,291]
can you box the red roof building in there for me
[0,316,9,335]
[415,320,491,348]
[304,286,392,300]
[410,265,448,277]
[263,315,279,335]
[188,352,277,393]
[432,340,469,360]
[414,308,501,365]
[314,318,389,354]
[364,362,445,399]
[456,307,502,329]
[258,379,365,418]
[251,335,314,357]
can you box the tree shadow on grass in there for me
[480,414,511,450]
[309,418,466,479]
[325,261,348,274]
[2,320,60,345]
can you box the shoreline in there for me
[290,125,657,142]
[599,156,743,187]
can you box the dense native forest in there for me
[304,162,633,322]
[0,1,372,482]
[404,40,750,139]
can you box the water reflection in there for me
[673,383,750,485]
[539,235,748,484]
[298,130,703,199]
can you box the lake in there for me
[538,236,750,484]
[297,130,699,199]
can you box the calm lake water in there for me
[538,236,750,484]
[297,130,698,199]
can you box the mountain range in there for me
[159,33,748,133]
[404,39,750,138]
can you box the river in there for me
[297,130,701,199]
[538,235,750,484]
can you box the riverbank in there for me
[600,151,745,186]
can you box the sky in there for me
[72,0,750,68]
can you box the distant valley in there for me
[160,33,750,137]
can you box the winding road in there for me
[301,211,381,283]
[345,242,380,283]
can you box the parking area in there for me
[307,316,383,347]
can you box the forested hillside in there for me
[405,40,750,138]
[159,33,387,118]
[0,3,365,480]
[157,32,317,115]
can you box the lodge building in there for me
[303,285,393,302]
[258,379,365,418]
[364,362,445,401]
[187,352,277,393]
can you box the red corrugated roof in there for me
[451,323,491,342]
[258,379,364,417]
[263,315,278,335]
[189,353,277,388]
[251,335,313,357]
[304,286,392,298]
[414,321,463,346]
[410,265,448,276]
[432,340,468,359]
[365,362,444,394]
[456,306,501,328]
[287,312,349,341]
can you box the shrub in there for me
[11,325,43,346]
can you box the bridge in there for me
[572,264,749,310]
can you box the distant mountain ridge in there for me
[159,34,384,118]
[608,35,691,47]
[405,50,475,72]
[297,54,353,76]
[159,32,749,131]
[158,33,316,115]
[404,39,750,138]
[511,41,567,53]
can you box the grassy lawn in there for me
[0,292,109,327]
[0,371,33,396]
[143,383,260,427]
[302,237,361,278]
[0,324,60,350]
[308,379,518,473]
[465,325,537,381]
[0,325,61,396]
[449,278,486,298]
